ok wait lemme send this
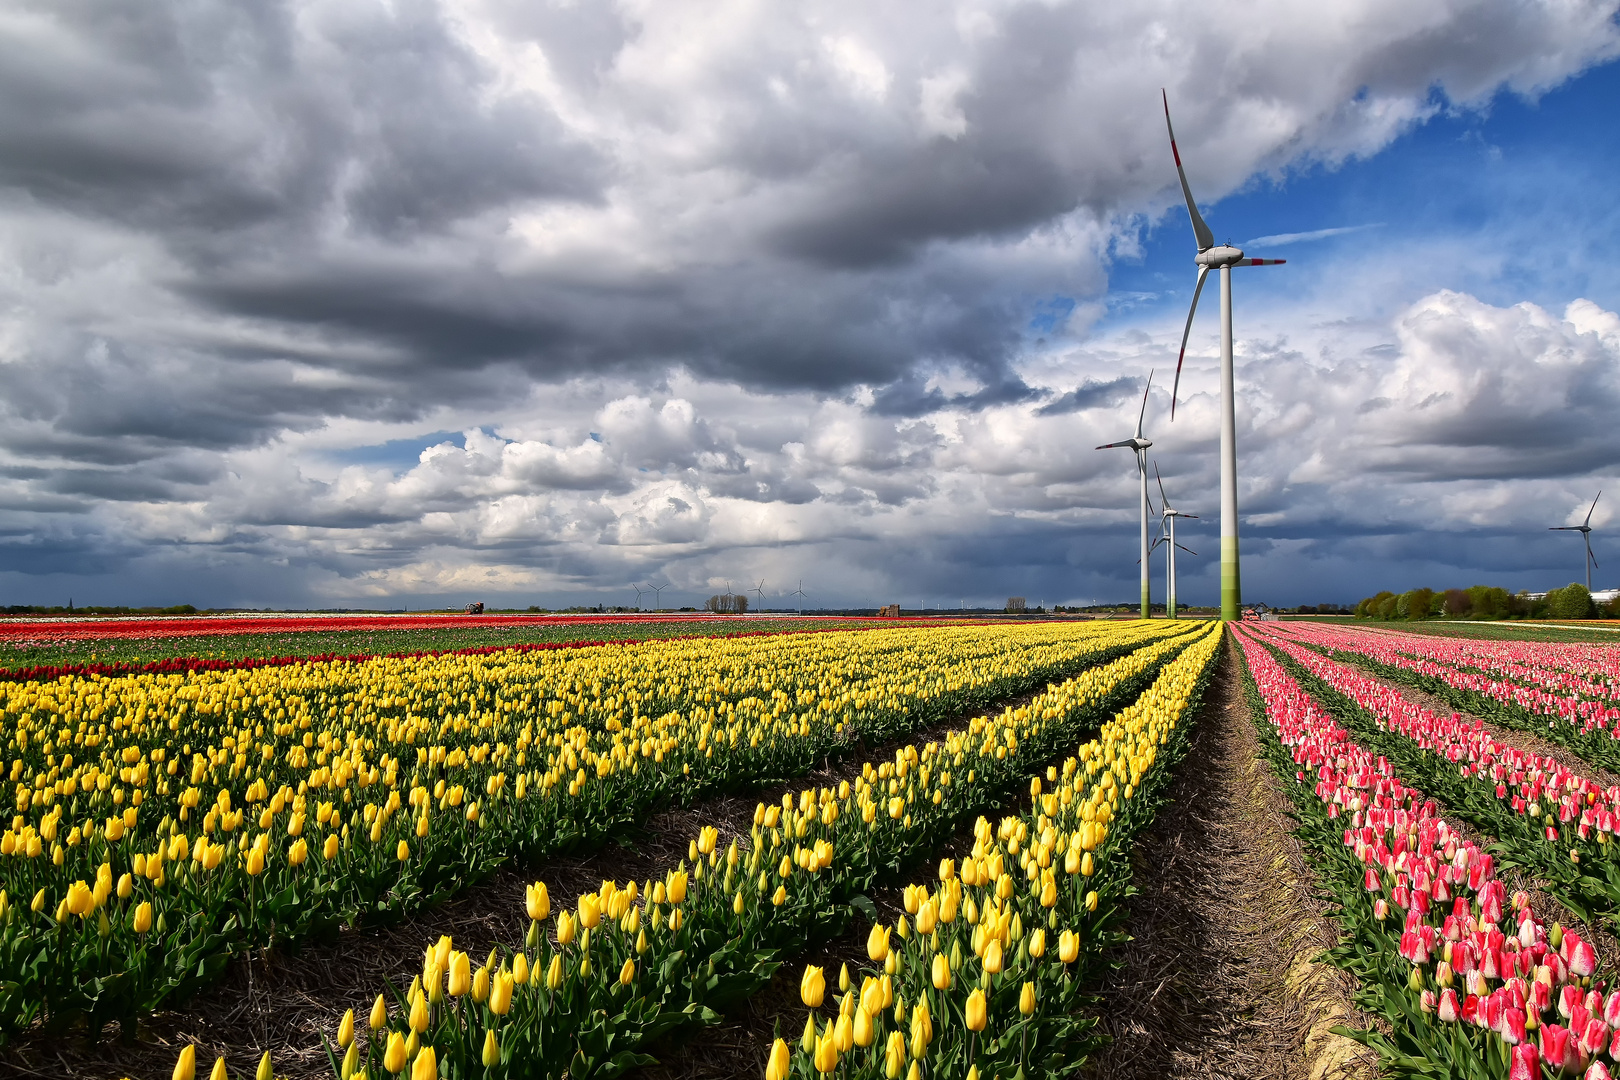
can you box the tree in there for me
[1442,589,1472,617]
[1402,588,1435,621]
[1375,595,1399,620]
[1357,591,1394,618]
[1548,583,1594,620]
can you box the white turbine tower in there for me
[1096,373,1156,619]
[791,580,808,615]
[1152,463,1198,619]
[1162,90,1286,622]
[1551,491,1602,592]
[645,582,668,610]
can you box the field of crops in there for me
[15,613,1620,1079]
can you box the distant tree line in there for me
[1355,584,1618,621]
[1,604,198,615]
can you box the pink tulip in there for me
[1585,1062,1613,1080]
[1509,1044,1540,1080]
[1502,1007,1526,1045]
[1439,988,1461,1022]
[1420,989,1437,1015]
[1563,984,1587,1020]
[1542,1024,1572,1072]
[1570,938,1599,978]
[1364,868,1381,891]
[1581,1019,1610,1059]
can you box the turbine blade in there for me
[1177,543,1198,555]
[1162,90,1214,252]
[1587,490,1602,526]
[1170,267,1209,420]
[1096,441,1131,450]
[1551,526,1579,531]
[1235,257,1287,266]
[1180,513,1199,520]
[1135,369,1154,439]
[1155,461,1167,505]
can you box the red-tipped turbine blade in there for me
[1171,267,1209,420]
[1154,461,1167,504]
[1096,441,1131,450]
[1177,543,1198,556]
[1162,90,1214,253]
[1135,369,1154,439]
[1236,257,1287,266]
[1586,490,1602,527]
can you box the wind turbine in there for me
[645,582,668,610]
[1153,463,1199,619]
[1551,491,1602,591]
[1162,90,1286,621]
[752,579,767,611]
[631,584,644,611]
[791,580,808,615]
[1097,372,1156,618]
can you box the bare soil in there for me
[1080,646,1378,1080]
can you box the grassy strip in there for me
[299,626,1217,1080]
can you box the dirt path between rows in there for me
[1080,645,1377,1080]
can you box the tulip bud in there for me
[447,952,471,996]
[411,1047,436,1080]
[1020,981,1036,1015]
[965,988,987,1031]
[481,1029,501,1068]
[1059,929,1080,963]
[526,882,550,921]
[173,1047,197,1080]
[839,964,851,992]
[766,1038,791,1080]
[1027,927,1046,958]
[868,924,891,961]
[620,958,636,985]
[370,994,388,1030]
[802,965,826,1008]
[408,994,430,1034]
[255,1052,273,1080]
[546,954,563,990]
[802,1014,817,1054]
[983,939,1004,975]
[134,901,154,934]
[932,953,951,990]
[341,1043,360,1080]
[339,1008,355,1048]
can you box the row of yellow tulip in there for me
[769,619,1223,1078]
[0,620,1181,1038]
[242,620,1213,1080]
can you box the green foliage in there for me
[1547,583,1595,620]
[1400,588,1435,621]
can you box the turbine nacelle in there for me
[1195,245,1245,268]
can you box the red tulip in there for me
[1585,1061,1613,1080]
[1501,1007,1526,1045]
[1439,988,1461,1022]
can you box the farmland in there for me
[11,613,1620,1079]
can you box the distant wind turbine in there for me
[1153,463,1199,619]
[1097,372,1156,619]
[752,579,767,610]
[791,580,808,615]
[631,584,643,611]
[1550,491,1602,591]
[1162,90,1286,621]
[645,582,669,610]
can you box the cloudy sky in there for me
[2,0,1619,611]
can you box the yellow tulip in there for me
[556,911,576,945]
[338,1008,355,1048]
[481,1029,501,1068]
[666,869,689,904]
[1085,890,1099,912]
[983,939,1003,975]
[853,1006,875,1047]
[133,901,153,934]
[619,958,636,985]
[546,954,564,990]
[697,825,719,855]
[965,988,987,1032]
[834,1013,854,1052]
[370,994,388,1030]
[447,951,471,996]
[174,1045,197,1080]
[578,893,602,929]
[408,993,430,1034]
[383,1032,408,1074]
[65,880,93,917]
[512,953,530,985]
[1059,929,1080,963]
[342,1043,360,1080]
[765,1037,790,1080]
[526,882,550,921]
[1019,981,1036,1016]
[396,840,410,862]
[324,834,341,860]
[255,1052,273,1080]
[489,971,514,1015]
[813,1032,839,1074]
[867,924,890,961]
[1027,927,1046,958]
[839,963,851,992]
[411,1046,436,1080]
[931,954,951,990]
[801,965,826,1007]
[883,1031,907,1078]
[909,1000,932,1057]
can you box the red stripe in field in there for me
[0,613,867,643]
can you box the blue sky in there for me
[0,0,1618,611]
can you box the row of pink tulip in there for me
[1235,625,1612,1078]
[1248,625,1620,848]
[1293,624,1620,732]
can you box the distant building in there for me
[878,604,901,617]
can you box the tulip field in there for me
[21,611,1620,1080]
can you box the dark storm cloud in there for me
[1037,375,1143,416]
